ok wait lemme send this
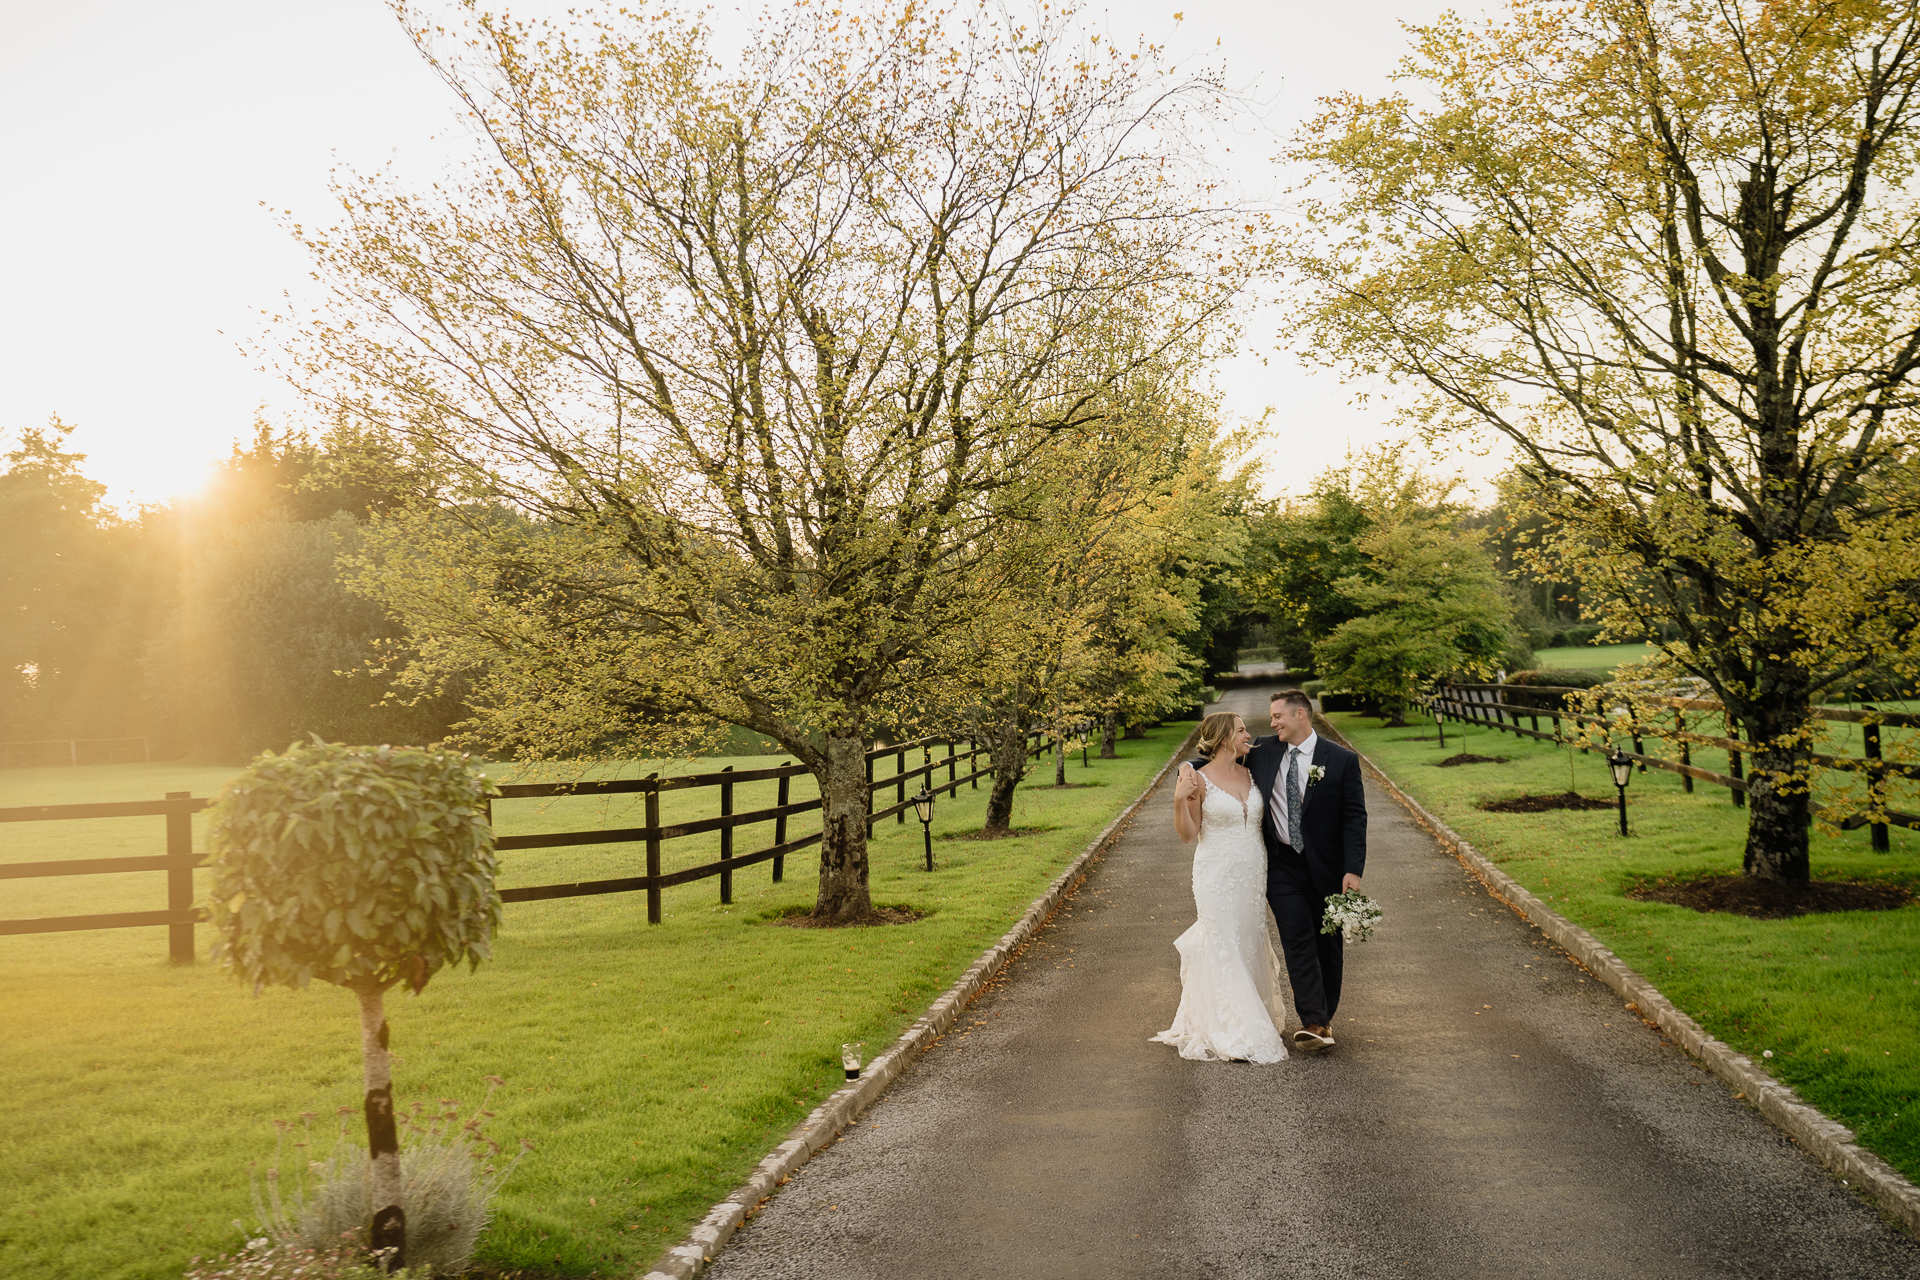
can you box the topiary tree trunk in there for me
[353,982,405,1266]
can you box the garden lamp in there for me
[912,786,935,871]
[1607,748,1633,836]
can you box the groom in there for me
[1247,689,1368,1052]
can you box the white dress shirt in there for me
[1270,730,1318,849]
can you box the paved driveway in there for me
[704,687,1920,1279]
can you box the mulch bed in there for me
[1627,875,1913,920]
[942,826,1051,841]
[1437,753,1509,767]
[1478,791,1616,813]
[767,904,928,927]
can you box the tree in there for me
[1241,472,1375,671]
[302,0,1254,921]
[1308,454,1514,724]
[0,418,147,744]
[208,740,501,1274]
[954,381,1243,832]
[1288,0,1920,881]
[147,513,469,760]
[141,424,464,761]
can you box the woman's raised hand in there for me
[1174,761,1200,801]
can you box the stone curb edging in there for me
[641,725,1204,1279]
[1316,714,1920,1235]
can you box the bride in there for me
[1151,711,1290,1063]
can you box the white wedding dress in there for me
[1150,773,1290,1063]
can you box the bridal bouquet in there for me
[1321,889,1382,942]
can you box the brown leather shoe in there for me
[1291,1023,1335,1052]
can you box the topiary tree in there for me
[207,739,501,1274]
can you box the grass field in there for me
[0,725,1191,1279]
[1529,642,1656,670]
[1328,709,1920,1182]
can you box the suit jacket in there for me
[1244,733,1367,896]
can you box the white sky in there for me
[0,0,1492,510]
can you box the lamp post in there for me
[1607,748,1633,836]
[1431,701,1446,750]
[912,786,935,871]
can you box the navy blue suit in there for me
[1245,732,1368,1027]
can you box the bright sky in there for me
[0,0,1488,511]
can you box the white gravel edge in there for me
[1325,717,1920,1235]
[640,725,1203,1279]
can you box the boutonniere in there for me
[1306,764,1326,787]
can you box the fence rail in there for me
[1427,682,1920,844]
[0,724,1096,959]
[1,737,153,767]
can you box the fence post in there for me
[645,775,662,924]
[1726,718,1745,807]
[1631,720,1647,772]
[897,745,907,824]
[866,750,875,838]
[970,737,979,789]
[719,765,734,905]
[165,791,195,965]
[774,767,790,882]
[1864,708,1891,852]
[1676,710,1693,792]
[947,739,957,792]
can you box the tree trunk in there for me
[981,716,1030,837]
[1735,680,1814,884]
[1122,722,1146,740]
[1099,713,1117,759]
[1052,732,1066,786]
[353,983,406,1273]
[813,732,876,921]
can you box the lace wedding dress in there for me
[1150,774,1290,1063]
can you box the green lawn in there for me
[1529,642,1657,671]
[0,725,1190,1280]
[1330,709,1920,1181]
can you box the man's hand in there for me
[1341,873,1362,893]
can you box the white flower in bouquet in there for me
[1320,888,1382,943]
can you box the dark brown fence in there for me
[0,726,1085,960]
[1429,682,1920,844]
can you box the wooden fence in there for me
[1429,682,1920,846]
[2,736,153,767]
[0,727,1086,961]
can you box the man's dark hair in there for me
[1269,689,1312,715]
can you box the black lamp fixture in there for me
[1606,747,1633,836]
[912,786,935,871]
[1431,700,1446,750]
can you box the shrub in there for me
[1559,624,1603,647]
[257,1089,526,1279]
[1299,680,1325,699]
[1500,639,1538,673]
[1509,668,1610,689]
[1502,668,1611,711]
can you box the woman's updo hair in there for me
[1195,711,1244,762]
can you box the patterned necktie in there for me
[1286,748,1303,850]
